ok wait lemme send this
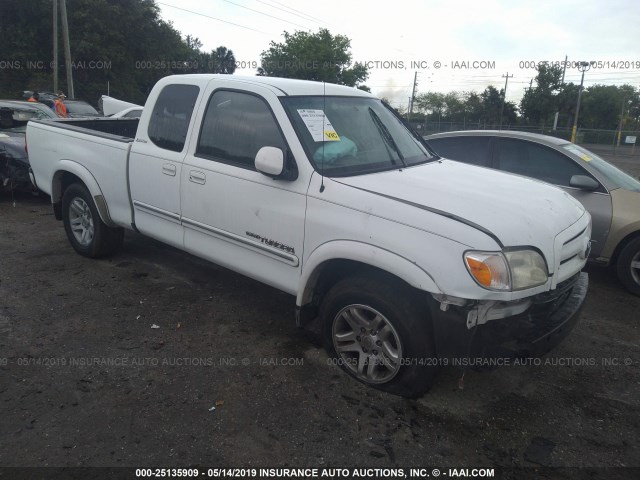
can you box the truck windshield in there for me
[281,96,435,176]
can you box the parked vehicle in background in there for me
[0,100,59,127]
[0,100,59,191]
[110,106,143,118]
[27,75,592,397]
[100,95,142,117]
[63,100,101,118]
[425,130,640,296]
[22,91,57,110]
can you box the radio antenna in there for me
[320,80,326,193]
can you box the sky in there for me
[156,0,640,109]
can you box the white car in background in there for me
[111,106,143,118]
[99,95,142,118]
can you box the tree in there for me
[415,92,445,118]
[207,46,236,74]
[258,28,369,88]
[554,82,580,128]
[0,0,231,104]
[479,86,517,126]
[462,92,483,124]
[520,64,564,125]
[580,84,640,129]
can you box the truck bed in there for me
[34,117,139,142]
[27,117,138,228]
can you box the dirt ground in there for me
[1,155,639,476]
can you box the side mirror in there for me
[570,175,599,191]
[255,146,284,177]
[255,146,297,180]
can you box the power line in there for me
[564,70,640,75]
[254,0,326,26]
[156,2,271,35]
[221,0,313,30]
[265,0,327,24]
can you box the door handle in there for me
[162,163,177,176]
[189,170,206,185]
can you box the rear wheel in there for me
[321,275,439,397]
[616,237,640,296]
[62,183,124,258]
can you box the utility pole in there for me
[571,61,591,144]
[616,97,626,148]
[53,0,59,93]
[409,71,418,123]
[499,72,513,129]
[553,55,568,130]
[60,0,74,99]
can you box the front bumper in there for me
[430,272,589,361]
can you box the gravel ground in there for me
[0,153,639,476]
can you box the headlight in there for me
[464,249,548,291]
[504,249,548,290]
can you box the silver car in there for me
[425,130,640,296]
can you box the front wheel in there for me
[616,237,640,296]
[62,183,124,258]
[321,275,439,397]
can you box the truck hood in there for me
[335,159,586,247]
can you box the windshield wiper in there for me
[368,107,407,167]
[382,102,438,162]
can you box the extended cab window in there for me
[196,90,286,169]
[427,136,491,167]
[148,84,199,152]
[496,138,597,188]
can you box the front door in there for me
[180,84,307,294]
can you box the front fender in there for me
[296,240,442,306]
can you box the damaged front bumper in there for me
[430,272,589,361]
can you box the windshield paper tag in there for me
[297,109,340,142]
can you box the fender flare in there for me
[296,240,442,306]
[51,160,114,226]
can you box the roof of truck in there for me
[165,74,375,98]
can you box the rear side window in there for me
[148,84,200,152]
[196,90,286,169]
[496,138,598,188]
[426,136,491,167]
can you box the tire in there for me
[321,274,439,398]
[62,183,124,258]
[616,237,640,296]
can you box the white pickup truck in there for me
[27,74,591,397]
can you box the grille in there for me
[554,218,590,286]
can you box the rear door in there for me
[128,82,202,248]
[493,137,612,257]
